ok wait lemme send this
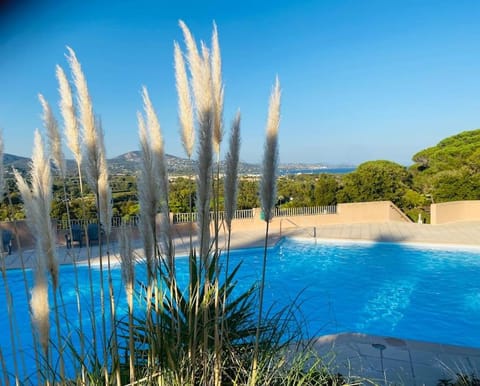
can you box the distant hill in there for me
[109,151,197,175]
[2,151,263,176]
[3,151,338,177]
[3,154,31,175]
[109,151,263,175]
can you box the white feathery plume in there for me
[56,64,82,166]
[224,111,241,231]
[30,268,50,355]
[179,20,212,117]
[174,41,195,159]
[260,77,281,223]
[179,20,202,100]
[200,42,214,115]
[13,169,33,213]
[141,87,171,253]
[141,87,169,208]
[66,47,95,136]
[196,108,214,260]
[137,112,156,273]
[179,22,215,259]
[39,93,66,178]
[98,166,112,236]
[83,115,103,195]
[94,118,112,235]
[30,130,58,289]
[211,21,224,156]
[119,226,135,309]
[66,47,102,191]
[14,130,59,354]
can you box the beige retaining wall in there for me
[8,200,480,250]
[230,201,412,234]
[431,200,480,224]
[0,201,412,251]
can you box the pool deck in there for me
[3,220,480,385]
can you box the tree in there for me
[432,169,480,202]
[313,174,338,206]
[337,160,410,207]
[411,129,480,198]
[168,177,196,213]
[237,179,259,209]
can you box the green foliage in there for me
[402,189,430,223]
[313,174,339,206]
[121,253,259,384]
[412,129,480,174]
[277,174,339,208]
[337,160,411,207]
[431,169,480,203]
[238,179,260,209]
[411,129,480,202]
[168,177,196,213]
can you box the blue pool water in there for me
[224,238,480,348]
[1,238,479,379]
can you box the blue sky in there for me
[1,0,480,166]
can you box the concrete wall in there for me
[338,201,411,223]
[0,201,412,251]
[229,201,411,234]
[431,200,480,224]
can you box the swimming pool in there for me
[220,238,480,348]
[1,237,479,378]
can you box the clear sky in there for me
[1,0,480,166]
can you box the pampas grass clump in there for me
[0,20,361,386]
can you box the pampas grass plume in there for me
[196,108,214,259]
[224,111,241,230]
[67,47,103,192]
[211,21,224,155]
[39,93,66,178]
[119,226,135,308]
[66,47,96,148]
[260,77,281,223]
[56,64,82,166]
[99,167,112,236]
[174,42,195,159]
[141,87,171,254]
[179,20,203,112]
[179,20,213,116]
[137,111,156,272]
[179,21,215,258]
[30,272,50,355]
[141,87,169,205]
[29,130,59,289]
[92,118,112,236]
[200,42,214,114]
[14,130,58,355]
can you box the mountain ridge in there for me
[3,151,346,176]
